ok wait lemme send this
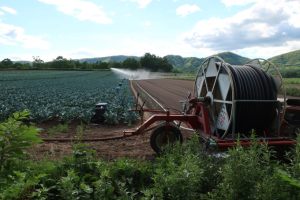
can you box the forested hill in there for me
[77,52,250,71]
[5,49,300,72]
[164,55,203,72]
[165,52,250,72]
[79,55,139,63]
[74,50,300,72]
[268,50,300,66]
[216,52,250,65]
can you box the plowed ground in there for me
[133,79,194,112]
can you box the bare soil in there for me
[30,122,156,160]
[134,79,194,113]
[30,120,192,160]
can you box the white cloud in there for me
[235,41,300,59]
[183,0,300,58]
[0,6,17,15]
[142,20,152,28]
[1,36,213,61]
[97,36,212,58]
[176,4,200,17]
[123,0,152,8]
[0,21,50,49]
[68,48,98,59]
[1,48,95,62]
[38,0,112,24]
[221,0,258,7]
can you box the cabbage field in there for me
[0,70,137,124]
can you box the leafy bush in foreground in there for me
[0,110,41,173]
[1,114,300,199]
[143,136,220,200]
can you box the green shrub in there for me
[284,78,300,84]
[93,159,152,200]
[207,137,272,200]
[206,135,300,200]
[286,87,300,97]
[143,135,220,200]
[0,110,41,173]
[47,123,69,135]
[3,126,300,200]
[292,135,300,178]
[254,136,300,200]
[0,155,59,199]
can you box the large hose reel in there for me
[194,56,285,138]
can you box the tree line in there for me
[0,53,173,72]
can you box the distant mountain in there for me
[268,49,300,66]
[215,52,250,65]
[79,55,139,63]
[13,61,31,64]
[8,49,300,71]
[164,55,203,72]
[164,55,185,68]
[165,52,250,72]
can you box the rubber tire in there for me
[150,124,183,154]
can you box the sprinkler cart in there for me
[125,56,300,153]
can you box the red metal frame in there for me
[286,105,300,112]
[125,97,298,150]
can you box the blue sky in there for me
[0,0,300,61]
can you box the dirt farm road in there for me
[133,79,300,113]
[133,79,194,113]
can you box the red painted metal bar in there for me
[125,96,298,150]
[196,102,212,136]
[286,106,300,112]
[124,114,202,135]
[124,101,211,135]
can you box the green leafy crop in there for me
[0,71,137,124]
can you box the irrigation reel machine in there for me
[125,56,300,153]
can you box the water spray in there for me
[111,68,162,80]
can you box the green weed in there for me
[286,86,300,97]
[2,116,300,200]
[47,123,69,135]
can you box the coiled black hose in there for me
[226,64,278,134]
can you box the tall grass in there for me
[286,86,300,97]
[284,78,300,84]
